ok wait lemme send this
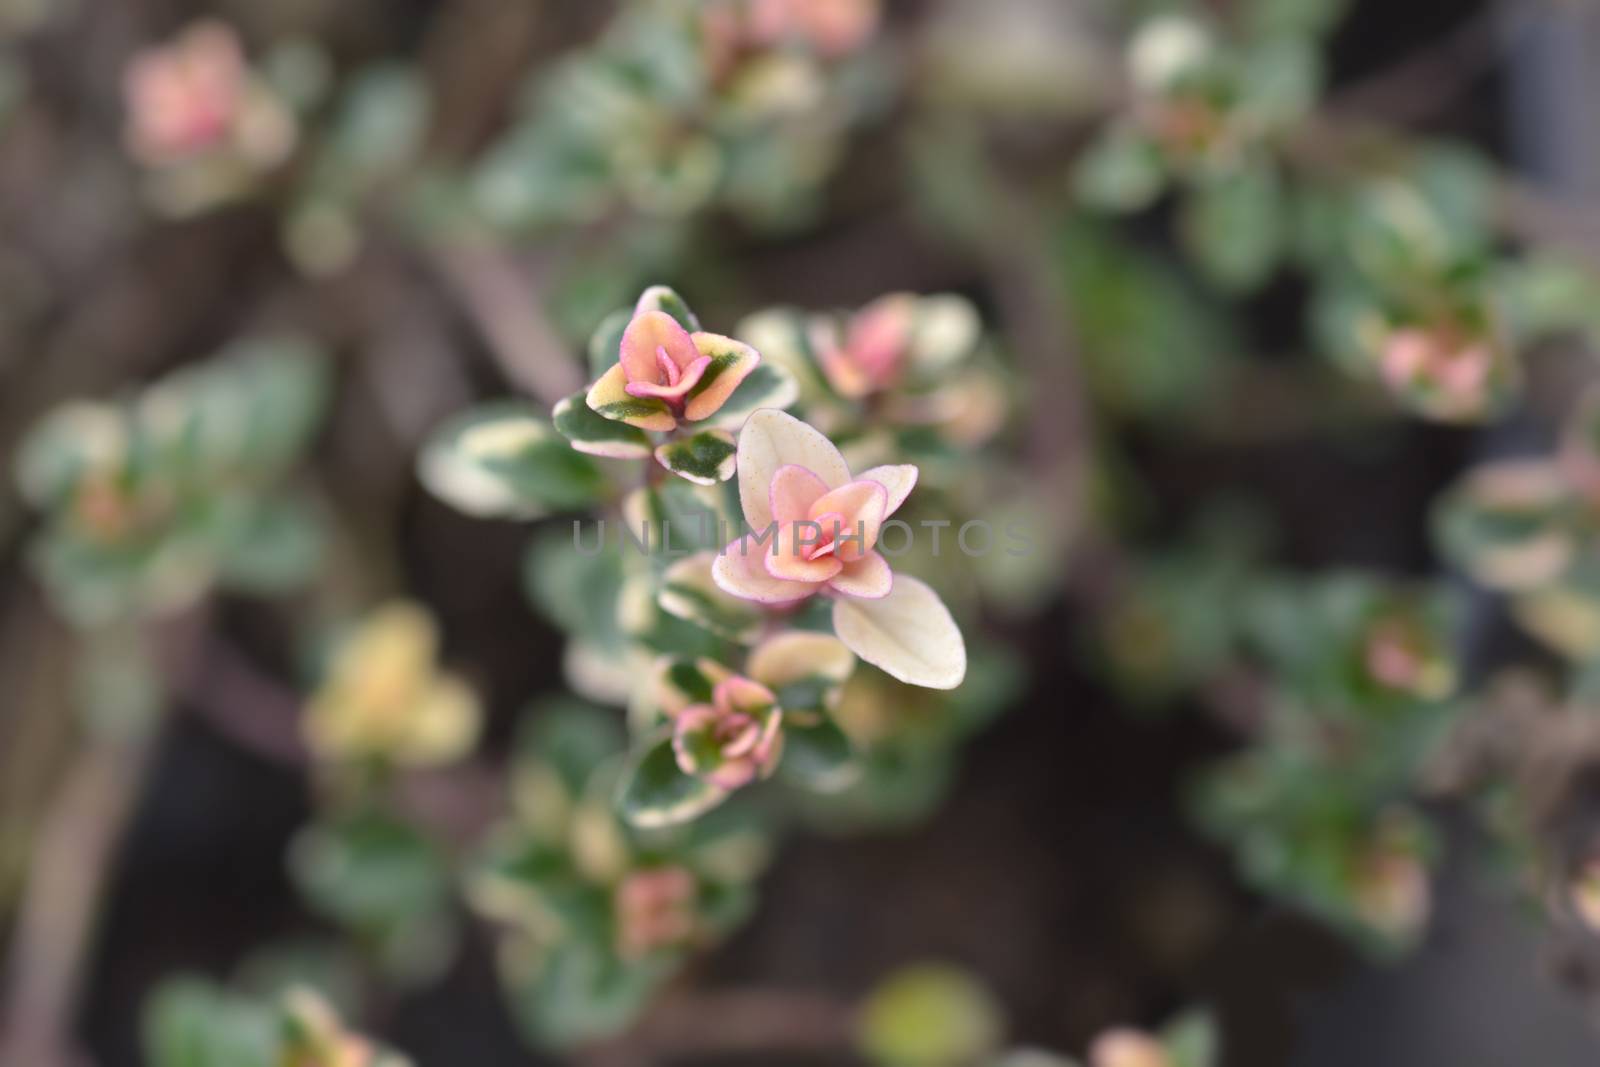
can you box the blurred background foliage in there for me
[6,0,1600,1065]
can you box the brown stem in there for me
[579,988,856,1066]
[0,736,156,1067]
[427,244,585,407]
[177,629,308,768]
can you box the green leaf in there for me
[632,284,701,332]
[624,480,727,560]
[289,813,451,931]
[1433,463,1575,593]
[210,492,325,594]
[1242,0,1348,38]
[696,361,801,430]
[1059,219,1235,419]
[1162,1010,1219,1067]
[29,522,213,628]
[666,658,717,703]
[524,695,627,769]
[1238,36,1321,126]
[1073,125,1167,214]
[321,64,430,188]
[522,525,627,652]
[637,610,727,659]
[773,676,832,713]
[780,714,858,792]
[143,978,278,1067]
[587,308,632,383]
[472,127,613,231]
[1179,162,1286,293]
[419,402,605,518]
[1341,149,1495,283]
[654,429,737,485]
[1498,256,1600,344]
[658,552,762,642]
[615,733,727,828]
[553,391,653,459]
[196,336,331,477]
[506,937,675,1050]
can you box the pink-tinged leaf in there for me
[808,479,887,561]
[845,292,916,387]
[626,355,713,401]
[810,320,874,400]
[737,409,851,531]
[764,534,843,584]
[769,464,830,525]
[621,310,702,384]
[832,575,966,689]
[683,333,761,422]
[857,464,918,517]
[827,550,893,599]
[712,537,817,604]
[587,363,677,432]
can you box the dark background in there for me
[12,0,1592,1064]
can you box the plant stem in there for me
[428,244,584,407]
[0,735,156,1067]
[578,988,855,1066]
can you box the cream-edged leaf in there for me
[747,631,855,689]
[633,284,701,332]
[655,429,737,485]
[736,408,851,531]
[552,391,653,459]
[418,402,604,519]
[856,464,919,517]
[780,715,859,793]
[615,732,727,828]
[698,362,801,431]
[659,551,763,642]
[831,575,967,689]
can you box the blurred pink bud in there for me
[1089,1029,1172,1067]
[750,0,880,57]
[672,676,783,789]
[124,21,246,164]
[1379,326,1496,420]
[615,866,698,959]
[1363,617,1453,700]
[811,294,917,400]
